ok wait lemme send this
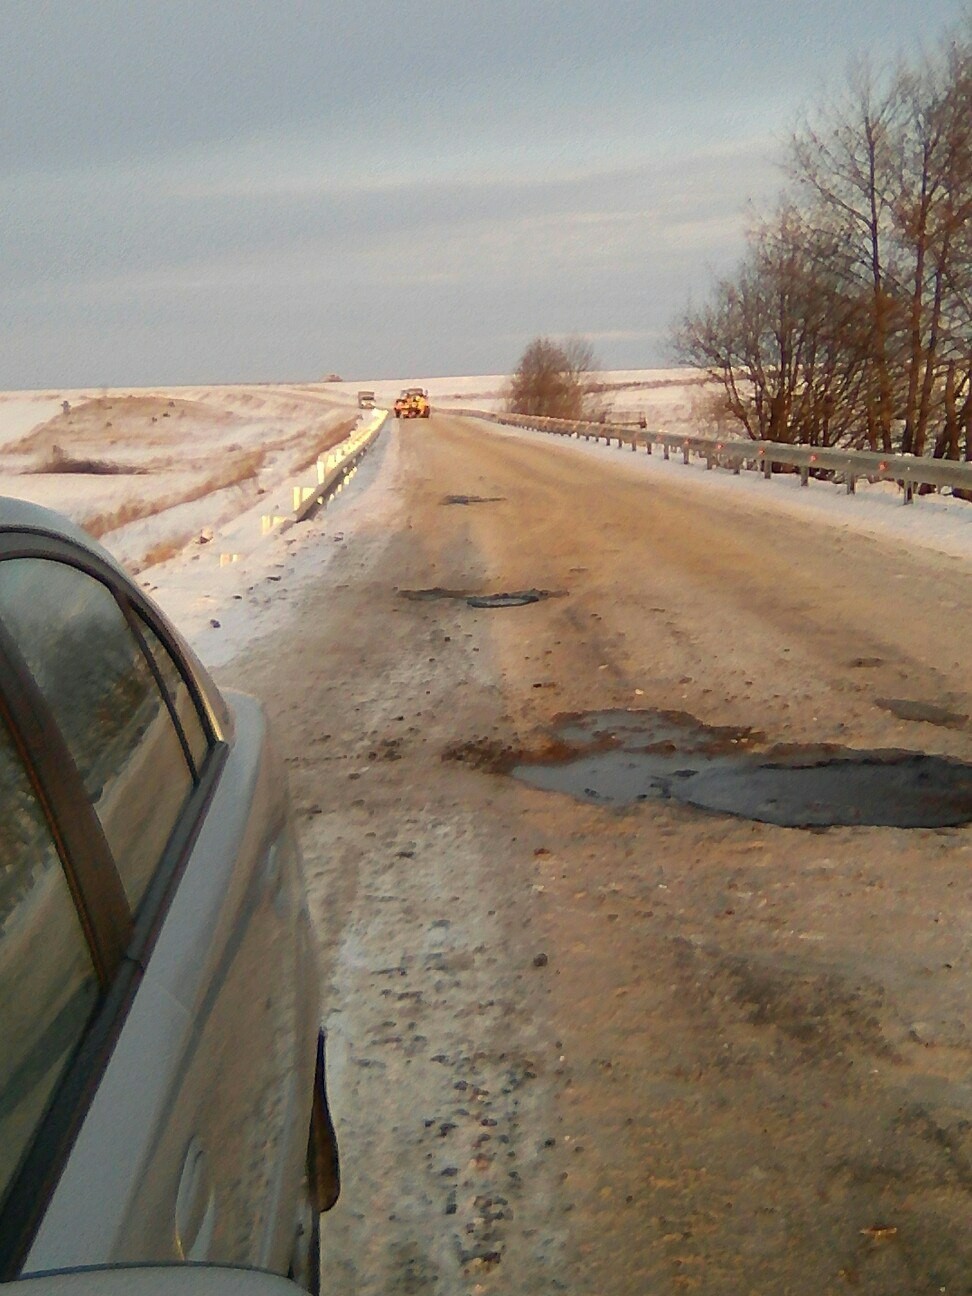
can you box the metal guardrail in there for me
[288,413,387,526]
[451,410,972,505]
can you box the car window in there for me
[0,558,193,912]
[137,615,210,773]
[0,713,99,1203]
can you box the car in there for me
[4,1265,307,1296]
[0,499,339,1293]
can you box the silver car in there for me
[0,499,338,1291]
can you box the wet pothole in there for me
[441,494,505,505]
[875,697,968,729]
[467,591,544,608]
[400,587,562,608]
[452,709,972,829]
[400,587,469,602]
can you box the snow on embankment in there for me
[0,386,356,571]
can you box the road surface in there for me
[222,413,972,1296]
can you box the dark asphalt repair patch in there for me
[400,588,562,608]
[504,709,972,828]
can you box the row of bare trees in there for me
[673,21,971,464]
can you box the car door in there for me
[0,531,317,1279]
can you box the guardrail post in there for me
[902,481,914,505]
[663,444,670,460]
[732,457,741,475]
[683,445,690,465]
[762,458,772,479]
[846,475,856,494]
[705,451,714,470]
[800,467,809,487]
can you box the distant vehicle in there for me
[356,390,376,409]
[0,499,339,1293]
[395,388,430,419]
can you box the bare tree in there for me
[789,63,907,451]
[673,205,867,445]
[905,35,971,457]
[506,336,601,419]
[673,15,972,474]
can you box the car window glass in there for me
[0,558,193,912]
[0,714,99,1202]
[137,616,210,773]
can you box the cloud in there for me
[5,0,962,383]
[0,126,781,384]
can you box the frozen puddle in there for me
[512,709,972,828]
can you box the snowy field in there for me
[318,367,711,425]
[0,374,968,675]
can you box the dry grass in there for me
[291,417,358,474]
[82,447,266,540]
[137,539,185,569]
[120,423,355,570]
[28,451,144,475]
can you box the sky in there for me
[1,0,968,389]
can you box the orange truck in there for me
[394,388,430,418]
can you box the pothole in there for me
[489,709,972,829]
[441,494,505,505]
[400,587,561,608]
[400,587,470,602]
[672,754,972,827]
[875,697,968,729]
[467,591,546,608]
